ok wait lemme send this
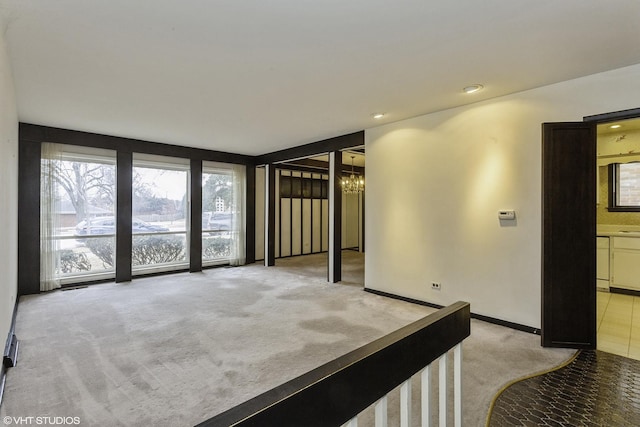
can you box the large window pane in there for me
[132,155,189,273]
[202,162,245,266]
[41,144,116,287]
[202,169,233,263]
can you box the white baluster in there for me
[439,354,447,427]
[400,378,412,427]
[375,395,388,427]
[454,343,462,427]
[421,363,432,427]
[342,417,357,427]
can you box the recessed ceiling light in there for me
[372,113,385,119]
[610,124,621,129]
[463,84,484,94]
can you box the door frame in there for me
[541,107,640,348]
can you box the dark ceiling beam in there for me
[281,158,329,169]
[255,131,364,165]
[583,107,640,124]
[278,158,364,174]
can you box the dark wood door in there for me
[542,122,596,348]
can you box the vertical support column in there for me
[245,165,256,264]
[265,163,276,266]
[190,159,202,272]
[116,151,132,283]
[328,151,342,282]
[360,190,365,253]
[18,140,42,295]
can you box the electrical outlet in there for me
[431,282,441,290]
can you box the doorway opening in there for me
[254,148,366,286]
[542,109,640,349]
[595,115,640,360]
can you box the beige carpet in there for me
[0,252,573,426]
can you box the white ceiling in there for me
[1,0,640,156]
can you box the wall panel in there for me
[322,200,329,252]
[312,199,322,253]
[280,199,291,257]
[302,199,312,254]
[291,198,302,255]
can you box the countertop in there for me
[598,231,640,237]
[597,225,640,237]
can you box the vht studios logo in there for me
[3,416,81,425]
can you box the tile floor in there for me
[597,290,640,360]
[488,349,640,426]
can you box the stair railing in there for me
[198,301,471,427]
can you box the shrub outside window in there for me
[132,154,190,275]
[40,144,117,287]
[202,161,246,266]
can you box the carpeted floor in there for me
[0,252,574,426]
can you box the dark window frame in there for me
[18,123,256,294]
[607,163,640,212]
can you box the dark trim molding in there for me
[361,191,365,252]
[583,107,640,124]
[18,140,41,296]
[115,152,133,283]
[606,163,640,212]
[364,288,540,335]
[3,301,19,368]
[245,166,256,264]
[1,300,20,406]
[190,159,203,272]
[279,158,364,175]
[610,287,640,297]
[329,151,342,283]
[266,165,276,266]
[19,123,253,165]
[256,131,364,165]
[280,158,329,171]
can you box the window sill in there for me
[607,207,640,212]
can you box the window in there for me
[40,144,117,289]
[132,154,190,274]
[609,163,640,211]
[279,172,328,199]
[37,139,249,289]
[202,161,246,266]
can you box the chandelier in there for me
[341,155,365,194]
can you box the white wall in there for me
[365,63,640,328]
[0,27,19,345]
